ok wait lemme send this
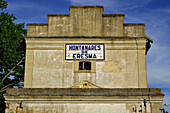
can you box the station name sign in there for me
[65,44,105,60]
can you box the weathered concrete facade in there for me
[25,6,148,89]
[4,6,164,113]
[24,37,147,88]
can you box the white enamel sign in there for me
[65,44,105,60]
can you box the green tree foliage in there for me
[0,0,7,10]
[0,0,26,112]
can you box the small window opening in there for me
[79,61,91,70]
[83,83,87,86]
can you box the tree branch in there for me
[0,83,14,93]
[1,57,25,84]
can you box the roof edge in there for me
[102,14,124,17]
[48,14,69,17]
[124,23,145,26]
[145,35,153,43]
[25,36,147,39]
[69,6,104,9]
[4,88,164,97]
[27,23,48,26]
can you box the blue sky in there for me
[1,0,170,111]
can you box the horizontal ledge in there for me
[6,93,162,96]
[69,6,104,9]
[106,47,145,50]
[26,48,145,50]
[5,99,163,103]
[102,14,124,17]
[48,14,69,17]
[124,23,145,26]
[4,88,164,96]
[27,23,48,25]
[26,46,145,50]
[74,71,96,73]
[25,41,147,45]
[26,47,64,50]
[26,36,146,39]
